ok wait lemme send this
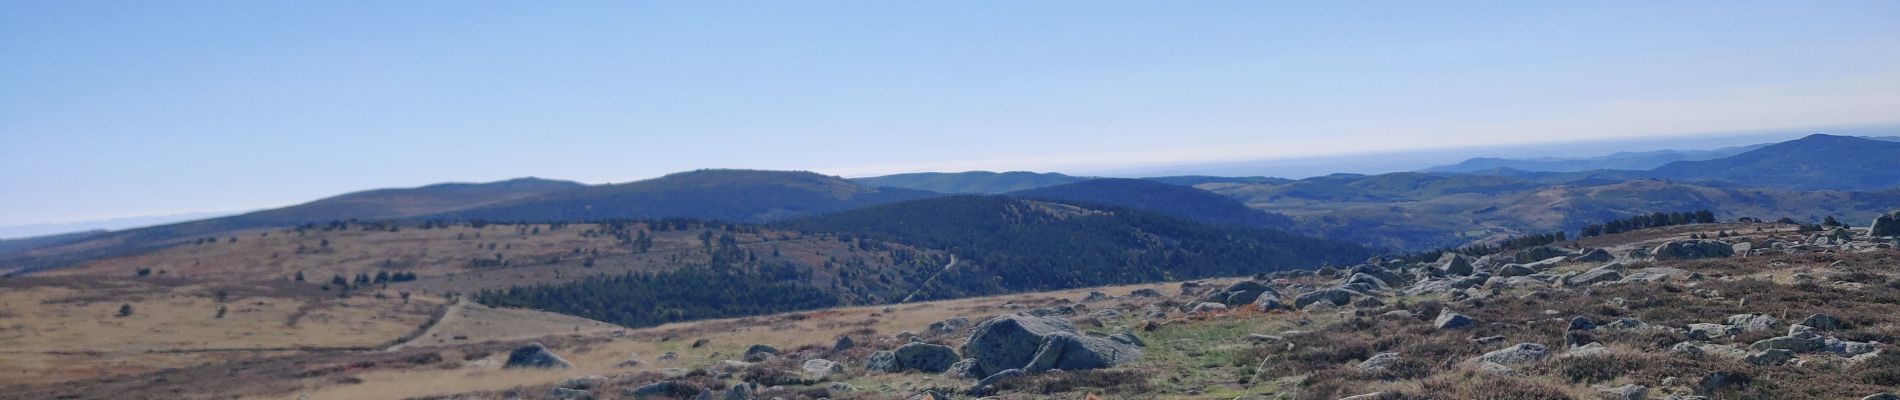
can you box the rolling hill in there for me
[777,195,1371,295]
[448,169,940,223]
[0,177,585,275]
[1005,178,1297,229]
[853,171,1291,193]
[851,171,1086,193]
[1646,134,1900,191]
[1423,145,1765,173]
[1205,173,1900,251]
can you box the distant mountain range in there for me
[7,132,1900,273]
[449,169,938,223]
[1427,134,1900,191]
[1423,144,1767,173]
[1645,134,1900,191]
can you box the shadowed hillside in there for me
[778,195,1371,295]
[451,169,940,223]
[1648,134,1900,191]
[852,171,1085,194]
[1007,178,1297,229]
[0,178,584,275]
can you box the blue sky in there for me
[3,1,1899,227]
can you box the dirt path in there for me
[899,254,958,303]
[384,299,463,351]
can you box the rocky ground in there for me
[372,220,1900,400]
[8,218,1900,399]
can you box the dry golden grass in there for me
[252,280,1188,400]
[0,277,439,385]
[390,302,623,350]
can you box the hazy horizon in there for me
[6,2,1900,227]
[4,123,1892,238]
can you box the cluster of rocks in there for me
[958,314,1145,395]
[501,212,1900,399]
[1668,313,1881,365]
[527,309,1146,400]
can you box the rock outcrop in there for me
[1652,240,1735,260]
[961,314,1143,376]
[1872,210,1900,237]
[504,342,573,369]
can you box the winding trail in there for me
[899,254,958,303]
[385,299,462,351]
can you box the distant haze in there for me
[0,211,234,240]
[1092,123,1900,178]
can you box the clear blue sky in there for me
[3,1,1899,226]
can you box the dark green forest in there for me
[779,195,1371,294]
[474,224,850,328]
[1005,178,1298,229]
[474,196,1369,327]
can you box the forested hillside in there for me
[1007,178,1297,229]
[852,171,1085,194]
[448,170,939,223]
[778,195,1371,295]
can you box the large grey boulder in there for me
[1358,352,1402,371]
[866,350,899,373]
[743,344,778,362]
[1800,314,1844,331]
[1434,309,1474,330]
[1437,253,1474,276]
[1688,323,1739,340]
[504,342,573,369]
[1828,338,1879,357]
[1022,332,1142,373]
[929,317,972,333]
[1564,264,1624,286]
[892,342,961,373]
[832,336,856,352]
[1406,274,1488,295]
[1293,287,1358,308]
[961,314,1142,374]
[802,359,844,380]
[1726,314,1781,333]
[1496,263,1537,277]
[1344,273,1391,291]
[1473,343,1550,365]
[1652,240,1734,260]
[1746,349,1795,366]
[1750,331,1826,353]
[1206,280,1277,305]
[1515,246,1575,263]
[1570,248,1613,263]
[1873,210,1900,237]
